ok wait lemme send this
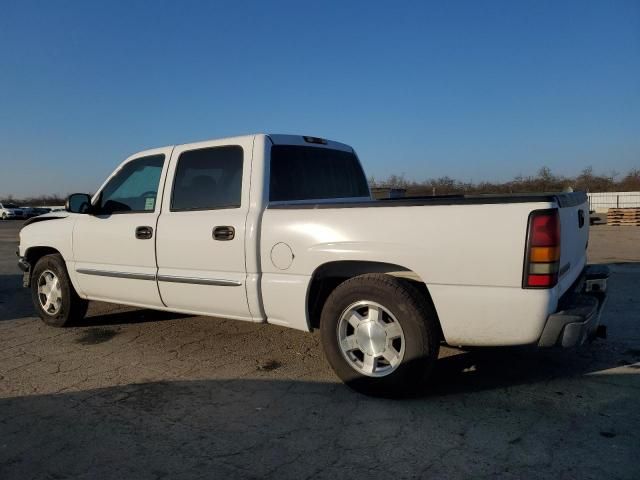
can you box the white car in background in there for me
[0,202,25,220]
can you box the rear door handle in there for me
[135,226,153,239]
[213,226,235,241]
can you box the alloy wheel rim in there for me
[37,270,62,315]
[336,300,406,377]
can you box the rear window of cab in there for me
[269,146,369,202]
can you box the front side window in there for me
[269,146,370,202]
[171,146,243,211]
[98,154,165,214]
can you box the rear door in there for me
[155,137,253,320]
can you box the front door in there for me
[155,138,252,320]
[72,148,172,307]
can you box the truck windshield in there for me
[269,146,370,202]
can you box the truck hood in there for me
[23,212,68,227]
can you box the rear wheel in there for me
[31,254,88,327]
[320,273,440,397]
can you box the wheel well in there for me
[307,261,442,337]
[25,247,61,267]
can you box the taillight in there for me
[523,209,560,289]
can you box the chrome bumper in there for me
[538,265,610,347]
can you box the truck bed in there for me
[268,191,587,209]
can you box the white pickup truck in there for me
[17,134,609,396]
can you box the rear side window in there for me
[98,154,165,214]
[269,146,370,202]
[171,146,243,211]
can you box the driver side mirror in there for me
[65,193,92,214]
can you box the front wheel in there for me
[31,254,88,327]
[320,273,440,397]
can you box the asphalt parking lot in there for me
[1,220,639,479]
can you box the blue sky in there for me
[1,0,638,197]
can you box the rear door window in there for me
[171,146,243,211]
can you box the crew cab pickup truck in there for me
[17,134,609,396]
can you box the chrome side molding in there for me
[76,268,242,287]
[76,268,156,281]
[157,275,242,287]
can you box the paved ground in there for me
[0,220,638,479]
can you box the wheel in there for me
[1,212,6,220]
[31,254,88,327]
[320,273,440,397]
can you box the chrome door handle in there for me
[213,226,235,241]
[135,226,153,239]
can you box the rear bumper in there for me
[538,265,610,347]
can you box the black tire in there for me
[31,254,88,327]
[320,273,440,398]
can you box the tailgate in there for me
[556,195,590,294]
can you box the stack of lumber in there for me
[607,208,640,226]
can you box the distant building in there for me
[587,191,640,212]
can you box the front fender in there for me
[19,216,75,259]
[19,216,83,295]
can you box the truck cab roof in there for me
[138,134,354,159]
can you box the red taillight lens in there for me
[530,213,560,247]
[527,274,556,287]
[523,209,560,289]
